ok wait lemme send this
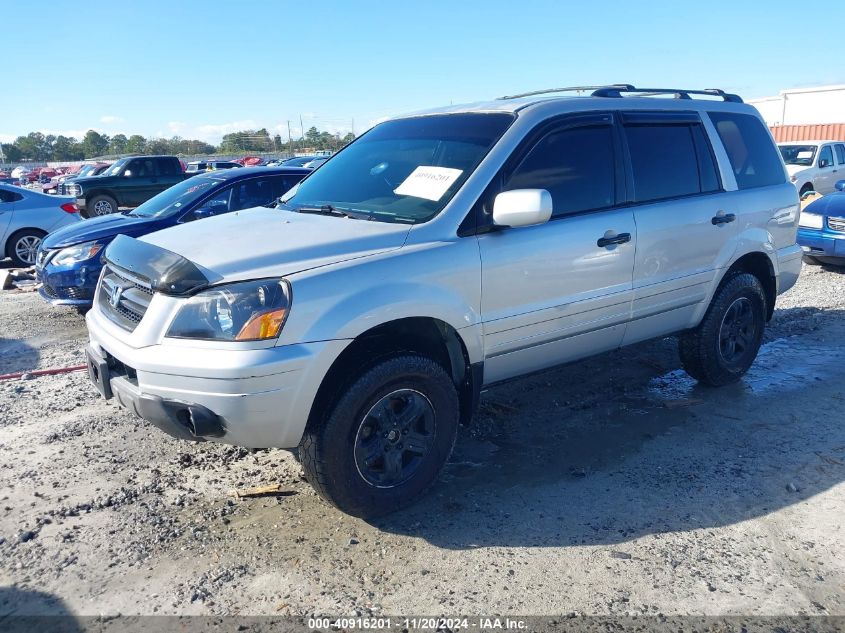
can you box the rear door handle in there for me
[711,213,736,225]
[597,232,631,248]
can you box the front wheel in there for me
[679,273,767,386]
[84,194,118,218]
[299,354,459,518]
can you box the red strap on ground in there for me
[0,365,88,381]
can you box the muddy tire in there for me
[84,195,118,218]
[299,354,458,518]
[679,273,767,387]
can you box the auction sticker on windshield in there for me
[797,151,813,160]
[394,166,463,201]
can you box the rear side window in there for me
[625,124,719,202]
[505,124,615,217]
[835,144,845,165]
[708,111,786,189]
[156,158,181,176]
[0,188,24,203]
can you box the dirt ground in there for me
[0,262,843,620]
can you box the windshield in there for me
[101,158,131,177]
[283,113,514,223]
[77,165,95,177]
[128,177,218,218]
[779,145,818,166]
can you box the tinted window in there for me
[708,112,786,189]
[626,125,702,202]
[0,188,24,203]
[692,125,721,193]
[156,158,181,175]
[128,158,155,178]
[819,145,834,168]
[505,124,615,217]
[835,144,845,165]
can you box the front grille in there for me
[828,216,845,232]
[41,281,57,298]
[97,265,154,331]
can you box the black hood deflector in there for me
[104,234,219,296]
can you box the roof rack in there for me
[498,84,743,103]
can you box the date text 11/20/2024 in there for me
[308,617,527,630]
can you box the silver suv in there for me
[84,84,803,517]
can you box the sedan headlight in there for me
[51,241,104,266]
[166,279,291,341]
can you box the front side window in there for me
[819,145,834,168]
[709,111,786,190]
[625,123,718,202]
[503,124,615,217]
[282,113,514,223]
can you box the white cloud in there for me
[100,115,124,124]
[0,133,15,144]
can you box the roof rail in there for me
[498,84,635,100]
[498,84,743,103]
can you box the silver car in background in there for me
[0,185,81,266]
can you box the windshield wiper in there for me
[295,204,373,220]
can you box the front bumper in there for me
[86,308,347,448]
[36,259,101,306]
[798,226,845,260]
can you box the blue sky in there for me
[3,0,843,144]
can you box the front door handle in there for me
[711,213,736,225]
[597,232,631,248]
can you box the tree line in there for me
[2,126,356,163]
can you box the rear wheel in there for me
[299,354,459,518]
[84,194,117,218]
[6,229,46,267]
[679,273,767,386]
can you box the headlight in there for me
[798,212,823,229]
[166,279,291,341]
[51,241,104,266]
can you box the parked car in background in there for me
[778,140,845,195]
[798,179,845,265]
[302,157,328,169]
[83,85,802,517]
[0,184,80,266]
[36,167,308,307]
[185,160,242,174]
[279,156,320,167]
[55,163,111,195]
[65,156,187,218]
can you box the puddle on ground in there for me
[648,337,845,400]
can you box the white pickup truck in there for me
[778,139,845,195]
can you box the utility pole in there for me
[287,121,293,157]
[351,117,355,137]
[299,115,304,145]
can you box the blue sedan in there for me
[798,179,845,266]
[36,166,309,307]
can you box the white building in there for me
[748,84,845,127]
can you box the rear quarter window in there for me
[708,111,786,190]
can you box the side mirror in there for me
[193,207,215,220]
[819,159,830,169]
[123,170,133,177]
[835,180,845,192]
[492,189,553,228]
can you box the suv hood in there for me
[42,213,161,249]
[140,207,412,282]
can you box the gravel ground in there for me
[0,262,843,621]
